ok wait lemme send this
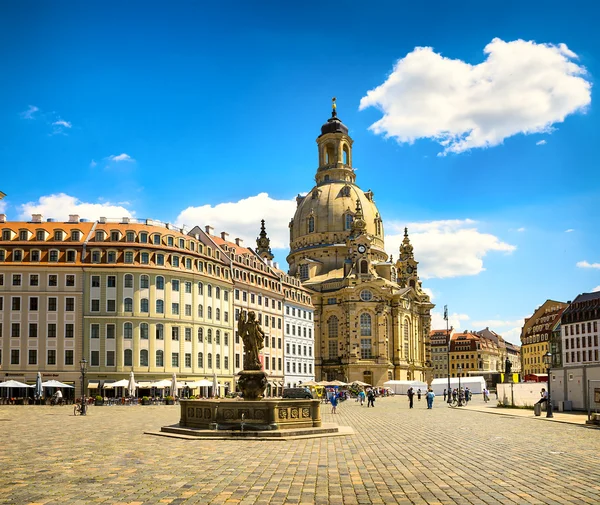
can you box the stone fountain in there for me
[157,311,335,439]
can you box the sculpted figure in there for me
[237,310,265,371]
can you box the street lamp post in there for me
[79,358,87,416]
[457,364,462,404]
[543,351,553,418]
[444,305,451,403]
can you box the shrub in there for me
[95,395,103,401]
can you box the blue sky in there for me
[1,1,599,343]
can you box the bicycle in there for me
[449,394,466,408]
[74,401,87,416]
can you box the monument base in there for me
[177,398,322,430]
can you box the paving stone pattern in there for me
[1,396,599,505]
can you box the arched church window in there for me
[343,145,349,165]
[299,264,309,281]
[328,316,338,338]
[345,214,353,230]
[360,313,371,336]
[403,319,410,358]
[308,216,314,233]
[326,144,335,165]
[360,260,368,274]
[339,186,350,198]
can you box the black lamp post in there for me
[79,358,87,416]
[457,364,462,403]
[543,351,553,418]
[444,305,451,403]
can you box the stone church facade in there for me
[286,101,434,387]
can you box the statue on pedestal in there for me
[237,310,267,400]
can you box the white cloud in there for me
[565,229,574,233]
[536,140,547,146]
[20,105,39,119]
[593,286,600,293]
[19,193,134,221]
[577,260,600,269]
[430,311,469,331]
[359,38,591,155]
[386,219,516,279]
[176,193,296,249]
[422,287,434,301]
[516,227,526,232]
[107,153,134,162]
[89,160,97,168]
[0,200,6,213]
[52,119,72,129]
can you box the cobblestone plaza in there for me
[1,397,599,505]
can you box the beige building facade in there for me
[286,102,434,386]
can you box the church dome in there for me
[320,115,349,136]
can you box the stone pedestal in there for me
[179,398,322,430]
[237,370,268,401]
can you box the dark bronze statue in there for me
[237,310,265,371]
[504,357,512,382]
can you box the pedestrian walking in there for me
[483,388,489,403]
[407,387,415,409]
[330,394,338,414]
[465,387,470,404]
[443,388,447,402]
[417,388,422,401]
[358,390,365,406]
[426,388,435,409]
[367,389,375,408]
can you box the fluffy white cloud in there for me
[430,310,470,331]
[386,219,515,279]
[565,229,574,233]
[577,261,600,269]
[536,140,547,146]
[20,105,39,119]
[516,227,526,232]
[0,200,6,214]
[176,193,296,249]
[52,119,72,129]
[593,286,600,293]
[107,153,134,162]
[19,193,134,221]
[359,38,591,155]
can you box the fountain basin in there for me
[178,398,322,430]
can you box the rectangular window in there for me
[48,298,57,311]
[107,251,117,263]
[66,274,75,286]
[172,327,180,340]
[11,323,20,337]
[49,250,59,262]
[29,349,37,365]
[124,251,134,263]
[29,323,38,338]
[172,353,179,367]
[91,350,100,366]
[172,303,179,315]
[185,304,192,316]
[185,353,192,367]
[92,251,101,263]
[66,250,76,262]
[29,274,39,286]
[47,349,56,365]
[47,323,57,338]
[172,279,180,291]
[107,276,116,288]
[91,324,100,339]
[31,250,40,261]
[156,254,164,266]
[91,299,100,312]
[48,274,58,286]
[11,349,19,365]
[360,338,372,359]
[13,274,21,286]
[185,327,192,341]
[71,231,80,241]
[106,351,115,367]
[65,297,75,311]
[65,324,74,338]
[107,300,116,312]
[11,297,21,311]
[172,256,179,267]
[65,350,74,365]
[91,276,100,288]
[141,252,149,264]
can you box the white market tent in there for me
[430,376,486,395]
[383,380,428,395]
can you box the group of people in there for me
[442,387,472,404]
[406,387,436,409]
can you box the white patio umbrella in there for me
[41,380,74,388]
[128,371,137,398]
[35,372,43,400]
[0,380,32,400]
[171,373,178,397]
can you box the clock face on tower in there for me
[406,265,414,274]
[357,244,367,254]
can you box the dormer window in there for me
[49,250,59,262]
[71,230,81,241]
[31,250,40,262]
[308,216,315,233]
[139,232,148,243]
[36,230,45,241]
[2,230,11,241]
[110,231,120,241]
[54,231,63,241]
[13,249,23,262]
[126,231,135,242]
[167,236,174,247]
[19,230,28,241]
[95,231,105,241]
[179,238,185,248]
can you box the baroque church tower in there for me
[287,99,434,386]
